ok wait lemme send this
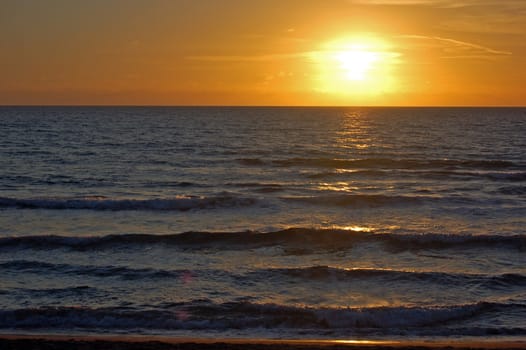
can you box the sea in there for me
[0,106,525,341]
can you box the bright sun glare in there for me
[312,36,399,98]
[336,45,380,81]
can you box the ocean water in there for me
[0,106,525,340]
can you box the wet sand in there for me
[0,335,524,350]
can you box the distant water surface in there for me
[0,106,525,340]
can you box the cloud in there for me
[185,52,307,62]
[186,33,508,66]
[348,0,445,5]
[346,0,461,6]
[347,0,526,8]
[399,35,512,58]
[186,48,401,64]
[345,0,526,34]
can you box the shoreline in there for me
[0,334,525,350]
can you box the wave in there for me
[283,192,521,208]
[15,286,100,298]
[237,158,266,166]
[307,169,388,179]
[1,175,114,188]
[253,266,526,289]
[307,169,526,182]
[141,181,199,188]
[272,157,521,170]
[0,260,194,280]
[5,260,525,290]
[1,229,524,252]
[498,185,526,196]
[487,172,526,182]
[282,194,425,207]
[227,182,285,193]
[1,301,524,336]
[0,194,256,211]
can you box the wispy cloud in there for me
[399,35,512,58]
[347,0,526,35]
[187,34,509,64]
[185,52,308,62]
[348,0,445,5]
[346,0,465,7]
[186,48,401,64]
[347,0,526,8]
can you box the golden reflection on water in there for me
[316,182,358,192]
[329,339,399,345]
[341,225,374,232]
[276,339,400,346]
[335,111,375,151]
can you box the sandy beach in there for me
[0,335,525,350]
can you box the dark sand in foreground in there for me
[1,335,525,350]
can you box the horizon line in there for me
[1,105,525,108]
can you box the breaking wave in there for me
[1,229,524,252]
[1,301,524,336]
[252,266,526,289]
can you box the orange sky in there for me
[1,0,525,106]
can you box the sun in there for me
[336,46,379,81]
[310,35,400,99]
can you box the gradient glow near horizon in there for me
[1,0,525,106]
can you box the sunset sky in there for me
[1,0,525,106]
